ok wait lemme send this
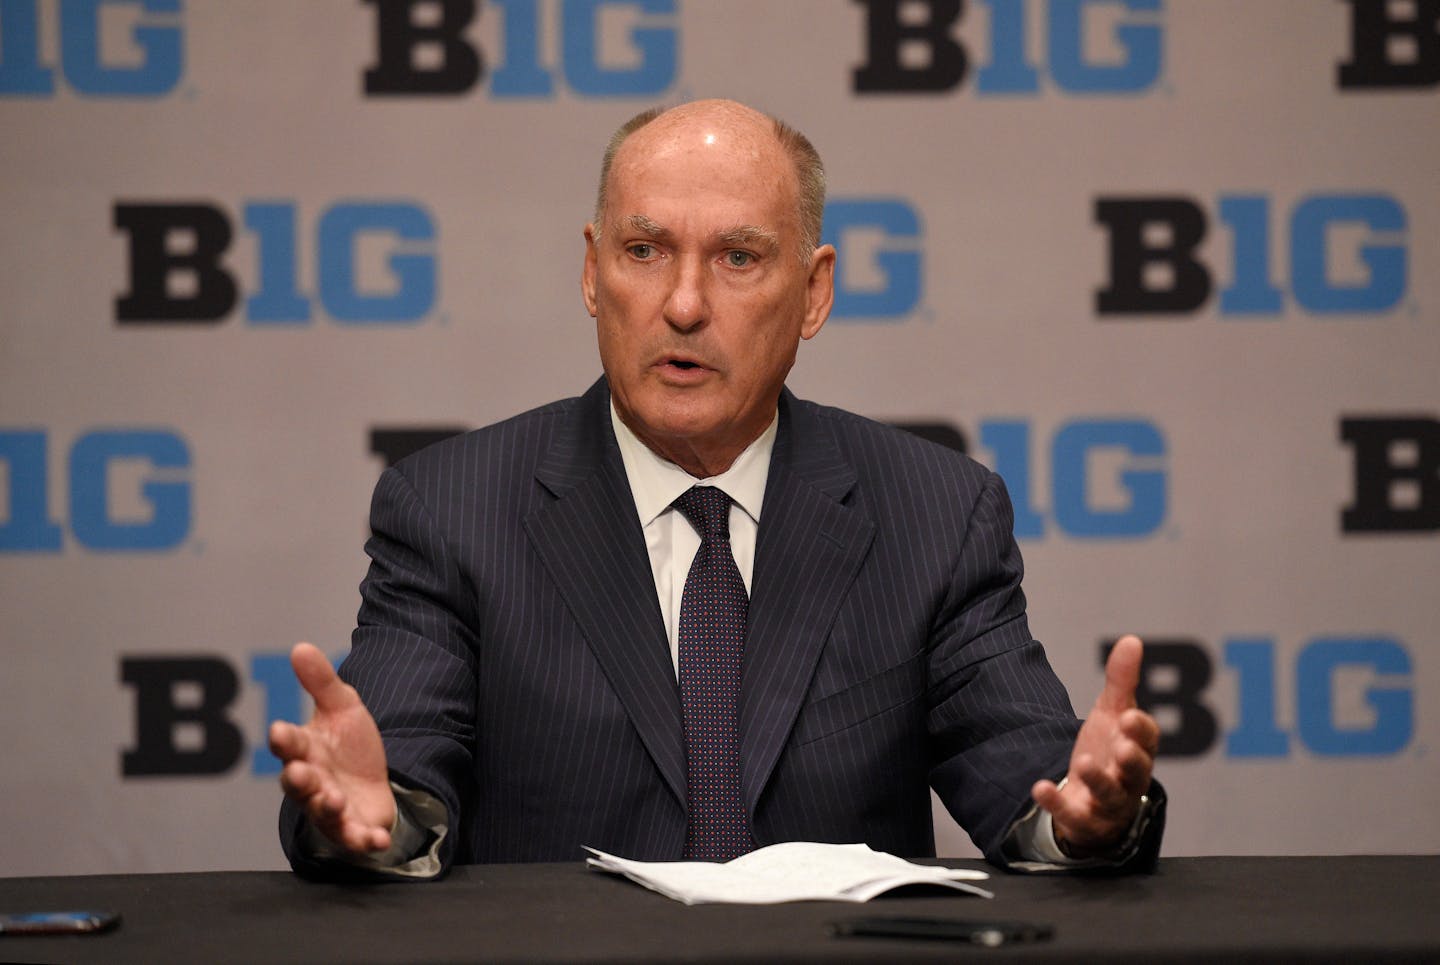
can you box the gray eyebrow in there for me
[717,225,781,253]
[615,216,780,255]
[625,214,668,238]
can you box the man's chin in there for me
[638,413,728,449]
[622,402,736,459]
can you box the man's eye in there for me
[725,250,753,268]
[628,244,654,260]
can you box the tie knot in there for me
[673,486,732,543]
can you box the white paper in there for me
[583,841,992,905]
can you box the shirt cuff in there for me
[1004,788,1083,870]
[1002,777,1155,872]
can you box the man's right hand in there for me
[269,642,396,855]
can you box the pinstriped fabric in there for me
[280,377,1095,876]
[756,401,1080,860]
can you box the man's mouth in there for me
[654,355,712,380]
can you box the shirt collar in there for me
[610,400,776,528]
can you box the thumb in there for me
[1098,634,1144,713]
[290,642,355,715]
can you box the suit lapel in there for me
[522,383,875,822]
[740,392,875,814]
[523,380,688,810]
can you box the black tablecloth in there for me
[1,856,1436,963]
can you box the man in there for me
[272,99,1163,879]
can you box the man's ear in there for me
[801,243,836,340]
[581,224,599,317]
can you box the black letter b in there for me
[1095,197,1212,316]
[114,203,236,323]
[853,0,967,93]
[121,657,244,776]
[364,0,482,95]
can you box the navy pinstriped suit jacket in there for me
[281,378,1159,876]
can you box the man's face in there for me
[582,103,834,477]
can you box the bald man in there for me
[273,100,1164,879]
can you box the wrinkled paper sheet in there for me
[584,841,992,905]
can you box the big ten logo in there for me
[1094,193,1409,317]
[822,198,923,320]
[120,651,342,777]
[362,0,677,97]
[113,200,439,325]
[852,0,1163,96]
[1342,415,1440,533]
[890,417,1166,538]
[0,428,190,552]
[0,0,181,96]
[1119,636,1415,759]
[1338,0,1440,90]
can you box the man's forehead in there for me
[606,138,798,216]
[599,103,801,242]
[613,136,775,184]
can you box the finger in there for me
[1031,778,1063,813]
[1111,735,1155,797]
[290,642,357,715]
[307,795,350,846]
[279,760,321,802]
[1075,755,1131,814]
[1034,779,1090,835]
[322,805,392,856]
[282,764,347,828]
[268,720,309,763]
[349,823,392,855]
[1118,707,1161,758]
[283,765,392,855]
[280,771,386,856]
[1097,635,1144,713]
[1033,779,1089,834]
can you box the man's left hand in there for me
[1032,634,1160,858]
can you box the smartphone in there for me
[0,911,121,935]
[834,915,1053,946]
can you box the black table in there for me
[1,856,1436,963]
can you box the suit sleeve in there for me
[923,468,1164,872]
[280,464,479,880]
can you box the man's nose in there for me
[663,255,707,331]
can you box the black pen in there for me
[833,916,1054,946]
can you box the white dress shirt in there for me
[609,401,775,676]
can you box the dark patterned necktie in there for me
[673,485,752,861]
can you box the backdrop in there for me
[2,0,1436,875]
